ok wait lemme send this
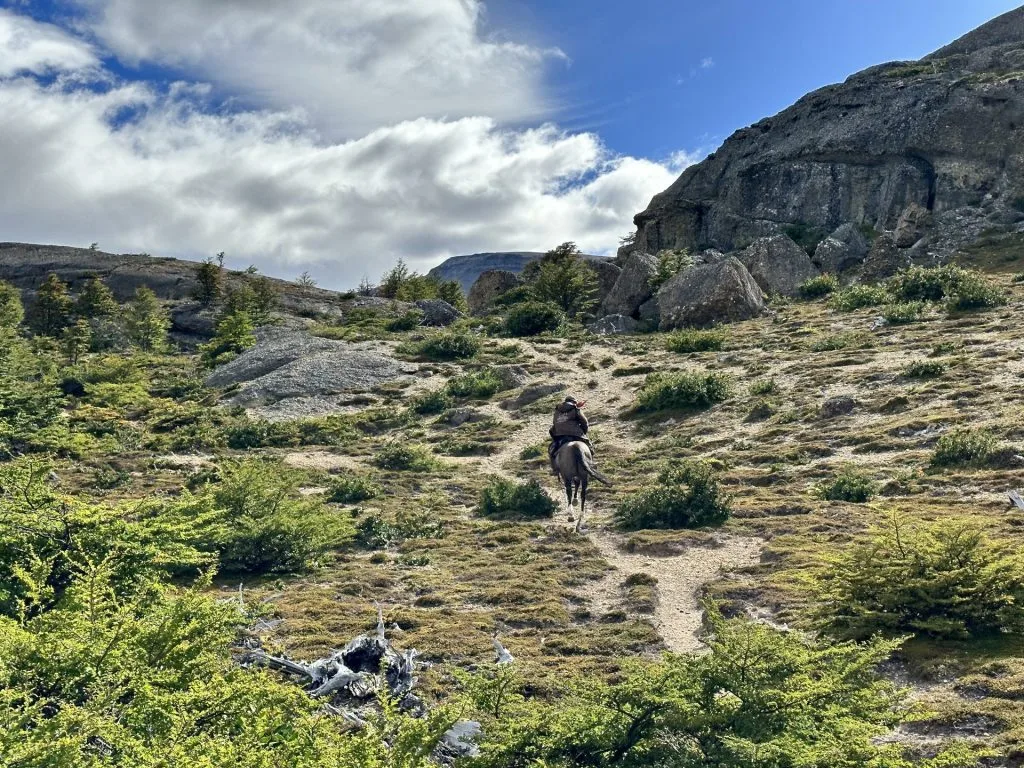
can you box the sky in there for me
[0,0,1020,289]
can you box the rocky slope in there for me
[630,6,1024,260]
[429,251,609,292]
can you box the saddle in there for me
[549,435,594,456]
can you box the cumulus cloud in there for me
[70,0,563,138]
[0,9,98,76]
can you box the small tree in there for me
[201,310,256,367]
[124,287,170,352]
[296,271,317,289]
[62,320,92,364]
[193,258,223,306]
[30,273,73,336]
[74,276,118,319]
[437,279,468,312]
[379,259,411,299]
[249,276,278,325]
[0,281,24,330]
[527,242,598,318]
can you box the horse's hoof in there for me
[567,514,575,523]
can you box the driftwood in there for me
[1009,490,1024,512]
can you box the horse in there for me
[553,440,610,532]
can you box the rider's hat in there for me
[564,395,578,405]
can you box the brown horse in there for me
[553,440,610,532]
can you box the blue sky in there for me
[0,0,1019,287]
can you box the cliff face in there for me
[428,252,609,292]
[633,7,1024,257]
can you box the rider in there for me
[548,395,595,475]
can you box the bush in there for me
[614,461,730,530]
[882,301,924,324]
[411,388,454,414]
[524,242,598,318]
[385,309,424,332]
[373,441,437,471]
[816,467,878,502]
[446,369,502,399]
[887,264,1006,312]
[634,370,731,412]
[327,474,382,503]
[798,273,839,298]
[945,271,1008,312]
[829,284,888,311]
[355,508,445,548]
[903,359,946,379]
[664,328,726,353]
[813,515,1024,640]
[505,301,563,337]
[418,331,480,360]
[749,377,777,396]
[810,331,873,352]
[477,477,556,520]
[649,249,692,290]
[930,428,1000,468]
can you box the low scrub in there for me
[327,474,382,503]
[634,370,731,412]
[748,377,777,396]
[446,369,502,399]
[829,284,888,311]
[477,477,556,520]
[384,309,424,332]
[882,301,925,324]
[355,508,445,548]
[903,359,947,379]
[813,515,1024,640]
[614,461,731,530]
[798,273,839,298]
[664,328,726,353]
[505,301,563,337]
[930,427,1004,468]
[888,264,1007,312]
[417,331,480,360]
[372,441,438,471]
[411,388,454,414]
[809,330,873,352]
[816,467,878,503]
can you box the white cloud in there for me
[0,68,690,289]
[71,0,563,138]
[700,57,715,69]
[0,9,98,76]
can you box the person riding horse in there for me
[548,395,595,475]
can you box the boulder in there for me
[859,232,908,281]
[657,257,766,330]
[601,251,658,317]
[821,396,858,419]
[414,299,462,327]
[638,296,660,325]
[171,301,218,337]
[467,270,521,315]
[813,223,869,274]
[587,314,638,335]
[492,364,530,390]
[895,203,932,248]
[738,235,819,296]
[587,260,623,306]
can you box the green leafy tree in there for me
[74,276,118,318]
[0,281,24,331]
[201,309,256,367]
[193,257,223,306]
[379,259,411,299]
[526,242,599,318]
[437,279,468,312]
[61,320,91,364]
[124,286,170,352]
[249,275,278,324]
[30,273,73,336]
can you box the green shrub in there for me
[887,263,965,301]
[749,377,777,396]
[798,273,839,298]
[372,441,437,471]
[649,249,692,290]
[813,515,1024,640]
[664,328,726,353]
[524,242,598,318]
[829,284,889,311]
[505,301,563,337]
[446,369,502,399]
[903,359,946,379]
[614,461,730,530]
[944,271,1008,312]
[411,388,454,414]
[930,428,1001,468]
[477,477,556,520]
[816,467,878,503]
[634,370,731,412]
[385,309,424,332]
[882,301,924,324]
[519,442,545,460]
[417,331,480,360]
[0,280,25,329]
[327,474,382,503]
[355,508,445,548]
[810,331,873,352]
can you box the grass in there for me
[664,329,727,353]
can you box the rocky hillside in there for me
[428,251,608,292]
[630,6,1024,261]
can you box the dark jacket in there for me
[550,401,589,439]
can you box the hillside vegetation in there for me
[2,248,1024,767]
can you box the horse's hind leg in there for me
[564,477,575,522]
[576,477,589,533]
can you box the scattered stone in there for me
[601,251,658,317]
[813,223,869,274]
[821,396,858,418]
[739,235,820,296]
[501,382,566,410]
[415,299,462,327]
[657,257,766,330]
[442,408,487,427]
[587,314,638,335]
[895,202,932,248]
[859,232,909,281]
[492,364,530,390]
[467,270,521,315]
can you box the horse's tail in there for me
[575,444,611,486]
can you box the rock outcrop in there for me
[629,7,1024,261]
[588,260,623,307]
[657,257,766,330]
[813,224,869,274]
[414,299,462,327]
[467,270,521,315]
[738,235,819,296]
[601,251,658,318]
[587,314,639,335]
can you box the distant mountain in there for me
[428,251,610,293]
